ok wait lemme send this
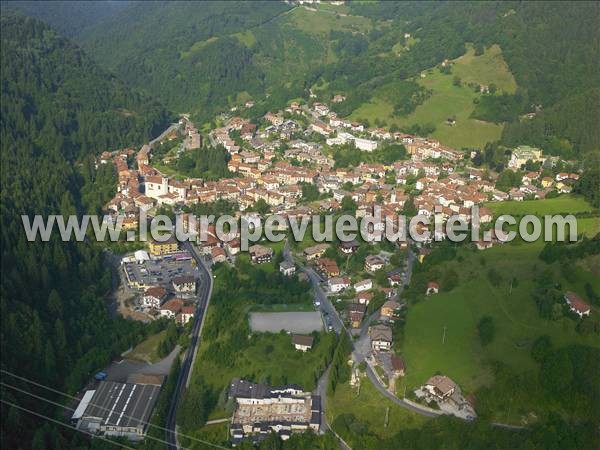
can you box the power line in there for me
[0,399,134,450]
[1,369,230,450]
[1,381,191,450]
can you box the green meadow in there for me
[350,45,517,149]
[400,196,600,423]
[485,194,595,217]
[328,378,427,441]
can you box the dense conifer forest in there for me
[0,13,171,449]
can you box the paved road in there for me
[315,367,353,450]
[299,238,444,422]
[165,241,213,450]
[283,240,343,333]
[363,364,440,418]
[149,123,181,148]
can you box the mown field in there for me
[285,5,373,35]
[485,194,596,217]
[400,197,600,423]
[350,45,516,149]
[327,378,427,440]
[485,195,600,239]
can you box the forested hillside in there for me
[80,1,292,120]
[0,13,171,449]
[50,0,598,154]
[0,0,130,38]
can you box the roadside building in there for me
[279,261,296,276]
[424,375,457,400]
[391,354,406,377]
[172,275,196,294]
[159,298,184,318]
[177,305,195,325]
[381,300,401,319]
[316,258,340,278]
[211,246,228,264]
[328,277,350,293]
[228,379,319,445]
[356,292,373,306]
[369,324,393,351]
[348,303,366,328]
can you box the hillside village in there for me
[95,92,595,445]
[103,95,582,254]
[3,1,600,449]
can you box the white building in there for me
[328,277,350,293]
[369,324,392,351]
[354,137,378,152]
[354,279,373,293]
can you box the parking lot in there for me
[122,254,198,291]
[249,312,324,334]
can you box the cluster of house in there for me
[299,238,405,330]
[183,120,202,150]
[121,242,197,325]
[138,283,196,325]
[100,96,582,267]
[228,378,320,446]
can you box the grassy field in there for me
[402,245,600,420]
[232,30,256,48]
[125,330,166,363]
[285,6,372,35]
[485,194,596,217]
[485,195,600,240]
[452,44,517,93]
[192,330,336,397]
[403,244,600,381]
[350,45,517,149]
[328,378,427,441]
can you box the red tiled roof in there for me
[565,292,591,314]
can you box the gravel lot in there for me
[249,312,323,333]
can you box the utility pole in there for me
[442,326,447,344]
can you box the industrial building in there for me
[73,377,163,441]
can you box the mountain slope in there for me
[0,13,171,449]
[80,1,292,119]
[1,0,131,38]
